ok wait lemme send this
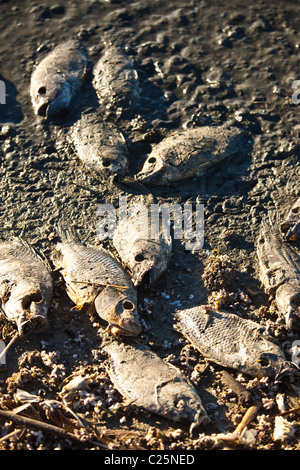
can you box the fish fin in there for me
[55,224,80,243]
[16,237,52,272]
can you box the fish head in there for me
[245,337,292,380]
[94,287,141,336]
[4,291,49,336]
[100,151,128,181]
[136,154,180,185]
[130,239,172,286]
[31,77,72,118]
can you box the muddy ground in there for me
[0,0,299,451]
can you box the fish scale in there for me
[175,305,292,379]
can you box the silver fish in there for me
[104,340,209,428]
[69,110,129,180]
[175,305,291,379]
[52,229,141,336]
[136,125,247,185]
[30,39,87,117]
[280,197,300,241]
[0,238,53,336]
[257,219,300,330]
[113,205,172,286]
[93,45,140,115]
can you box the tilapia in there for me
[93,45,140,115]
[52,229,141,336]
[0,238,53,336]
[104,340,209,428]
[30,39,87,117]
[113,205,172,286]
[68,110,129,180]
[175,305,291,379]
[280,197,300,241]
[136,125,247,185]
[257,219,300,330]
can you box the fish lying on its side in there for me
[52,229,141,336]
[136,125,247,185]
[93,45,140,116]
[104,340,209,429]
[113,205,172,286]
[280,197,300,241]
[0,238,53,336]
[30,39,88,117]
[257,219,300,330]
[174,305,291,379]
[68,110,129,180]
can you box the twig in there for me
[71,280,129,289]
[0,409,107,448]
[272,406,300,419]
[0,429,21,442]
[0,333,19,362]
[235,403,261,435]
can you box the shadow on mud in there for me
[0,75,23,124]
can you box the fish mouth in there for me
[37,102,49,117]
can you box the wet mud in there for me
[0,0,299,450]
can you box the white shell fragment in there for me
[273,416,296,442]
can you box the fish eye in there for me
[291,207,299,213]
[102,159,112,167]
[38,86,47,95]
[123,300,134,311]
[135,253,145,262]
[148,157,156,164]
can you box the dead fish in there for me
[93,45,140,116]
[257,219,300,330]
[136,125,247,185]
[104,340,209,429]
[68,110,129,180]
[281,197,300,241]
[52,228,141,336]
[0,238,53,336]
[113,205,172,286]
[175,305,291,379]
[30,39,87,117]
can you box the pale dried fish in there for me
[257,218,300,330]
[136,125,247,184]
[30,39,87,117]
[175,305,292,379]
[0,238,53,336]
[52,228,141,336]
[104,340,209,429]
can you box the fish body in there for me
[257,220,300,330]
[0,238,53,336]
[175,305,291,379]
[53,230,141,336]
[113,206,172,286]
[30,39,87,117]
[136,125,247,185]
[93,45,140,115]
[104,340,209,427]
[281,197,300,241]
[69,110,129,179]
